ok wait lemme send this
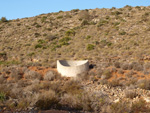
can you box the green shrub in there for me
[27,52,35,56]
[86,44,95,51]
[35,44,42,49]
[97,19,108,27]
[59,37,71,46]
[86,35,91,39]
[0,17,8,22]
[113,22,120,26]
[38,39,45,44]
[0,92,6,101]
[100,40,112,47]
[65,29,75,36]
[0,60,20,66]
[119,31,126,35]
[57,15,63,19]
[34,33,41,37]
[81,20,89,26]
[111,11,122,16]
[41,16,47,23]
[71,9,79,12]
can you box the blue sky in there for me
[0,0,150,20]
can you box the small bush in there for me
[118,69,124,74]
[46,35,57,41]
[65,29,75,36]
[76,71,89,81]
[86,44,95,51]
[78,10,91,21]
[35,44,42,49]
[41,16,47,23]
[119,31,126,35]
[131,98,150,112]
[71,9,79,12]
[9,68,23,80]
[44,71,56,81]
[57,15,63,19]
[100,40,112,47]
[81,20,89,26]
[0,92,6,102]
[109,79,121,87]
[24,69,42,80]
[111,11,122,16]
[86,35,91,39]
[125,90,138,99]
[102,69,112,79]
[35,90,60,110]
[121,63,129,70]
[137,79,150,90]
[63,80,83,94]
[34,33,41,37]
[0,17,8,22]
[114,62,120,68]
[59,37,71,46]
[97,19,108,27]
[110,101,130,113]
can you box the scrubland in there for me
[1,5,150,112]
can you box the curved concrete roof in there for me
[57,60,89,77]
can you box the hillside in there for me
[1,6,150,112]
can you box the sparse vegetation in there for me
[1,6,150,112]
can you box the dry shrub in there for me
[137,79,150,90]
[110,101,130,113]
[24,84,40,93]
[0,75,6,84]
[63,80,83,95]
[60,93,83,110]
[98,79,108,85]
[24,69,42,80]
[108,79,121,87]
[102,69,112,79]
[124,90,138,99]
[49,82,62,94]
[9,69,23,80]
[125,71,135,78]
[128,62,143,71]
[44,71,56,81]
[114,62,120,68]
[50,62,57,68]
[78,10,91,21]
[17,79,32,88]
[144,63,150,70]
[35,90,60,110]
[96,68,103,78]
[76,71,89,81]
[121,63,129,70]
[118,69,124,74]
[45,35,57,41]
[131,98,150,112]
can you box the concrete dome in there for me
[57,60,89,77]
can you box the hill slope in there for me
[1,6,150,66]
[1,6,150,112]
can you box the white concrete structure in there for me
[57,60,89,77]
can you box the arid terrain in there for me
[1,5,150,112]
